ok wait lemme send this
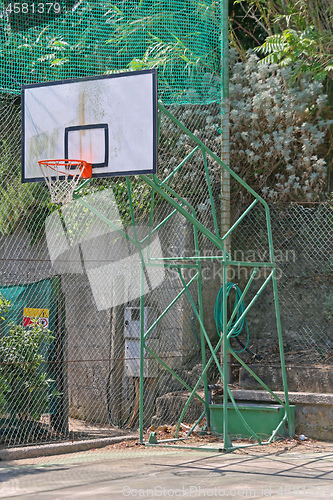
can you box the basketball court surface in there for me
[1,442,333,499]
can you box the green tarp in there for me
[0,278,60,414]
[0,278,57,335]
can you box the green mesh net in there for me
[0,0,222,104]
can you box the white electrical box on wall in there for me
[124,307,158,378]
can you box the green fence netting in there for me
[0,278,68,444]
[0,0,222,104]
[0,277,57,334]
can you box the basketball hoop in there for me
[38,159,92,205]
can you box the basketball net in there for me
[38,159,92,205]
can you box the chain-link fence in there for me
[0,90,332,448]
[230,203,333,383]
[0,94,222,447]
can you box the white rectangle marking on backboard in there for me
[66,126,107,165]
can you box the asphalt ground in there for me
[1,440,333,499]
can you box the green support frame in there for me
[73,103,294,453]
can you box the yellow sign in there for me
[23,308,49,328]
[23,308,49,318]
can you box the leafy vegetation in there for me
[0,294,10,320]
[0,295,56,423]
[232,0,333,81]
[228,51,332,200]
[0,323,55,420]
[0,97,52,239]
[0,0,220,103]
[0,0,331,231]
[230,1,333,195]
[159,50,332,203]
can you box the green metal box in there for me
[209,403,295,439]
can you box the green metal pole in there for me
[231,351,285,405]
[157,104,269,205]
[144,344,205,406]
[73,194,139,248]
[265,207,293,435]
[140,174,224,251]
[222,248,232,450]
[195,247,210,428]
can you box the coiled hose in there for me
[214,283,262,360]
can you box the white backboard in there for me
[22,69,158,182]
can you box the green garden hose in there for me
[214,283,262,360]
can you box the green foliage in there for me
[106,0,220,103]
[234,0,333,80]
[0,320,55,420]
[0,292,55,422]
[161,50,332,203]
[0,0,220,104]
[0,293,10,320]
[257,27,333,80]
[3,0,73,32]
[0,99,51,239]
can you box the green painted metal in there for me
[226,261,274,268]
[268,412,288,443]
[158,103,272,208]
[186,410,206,437]
[222,253,232,450]
[160,146,201,187]
[227,272,274,340]
[0,1,221,105]
[227,268,258,328]
[272,268,294,434]
[145,443,228,452]
[149,436,192,444]
[226,390,262,444]
[157,111,162,147]
[73,178,91,194]
[73,193,139,248]
[140,174,225,252]
[210,404,295,439]
[174,270,236,438]
[222,199,258,242]
[143,345,205,406]
[195,245,210,429]
[72,104,292,453]
[148,432,158,444]
[139,263,145,444]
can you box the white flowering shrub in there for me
[228,51,332,201]
[160,50,332,204]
